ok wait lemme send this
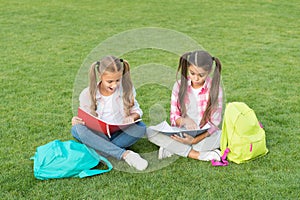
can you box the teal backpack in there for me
[31,140,113,180]
[220,102,268,164]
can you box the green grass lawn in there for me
[1,0,299,199]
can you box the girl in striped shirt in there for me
[147,50,223,161]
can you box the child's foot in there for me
[212,149,222,160]
[158,147,174,159]
[124,150,148,171]
[198,150,221,161]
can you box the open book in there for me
[77,107,141,138]
[148,120,210,137]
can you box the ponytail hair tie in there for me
[120,59,123,62]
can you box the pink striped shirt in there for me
[170,77,223,135]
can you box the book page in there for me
[149,120,211,137]
[148,121,180,133]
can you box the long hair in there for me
[176,50,222,126]
[88,56,134,117]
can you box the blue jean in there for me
[71,122,146,160]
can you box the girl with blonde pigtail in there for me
[71,56,148,171]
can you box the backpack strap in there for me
[211,148,230,166]
[78,155,113,178]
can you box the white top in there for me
[186,86,202,125]
[79,83,143,123]
[97,94,123,123]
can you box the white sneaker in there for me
[212,149,222,161]
[124,151,148,171]
[199,150,221,161]
[158,147,174,160]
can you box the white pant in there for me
[147,128,221,157]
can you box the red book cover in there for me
[77,107,141,138]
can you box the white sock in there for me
[198,150,221,161]
[158,147,174,160]
[124,151,148,171]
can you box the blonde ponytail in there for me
[121,60,134,116]
[88,61,99,117]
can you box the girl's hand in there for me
[182,118,198,130]
[72,116,85,126]
[123,116,134,124]
[171,133,194,145]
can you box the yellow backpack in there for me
[220,102,268,164]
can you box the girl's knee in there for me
[138,121,147,129]
[137,121,146,128]
[135,122,147,137]
[146,128,158,139]
[71,124,85,140]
